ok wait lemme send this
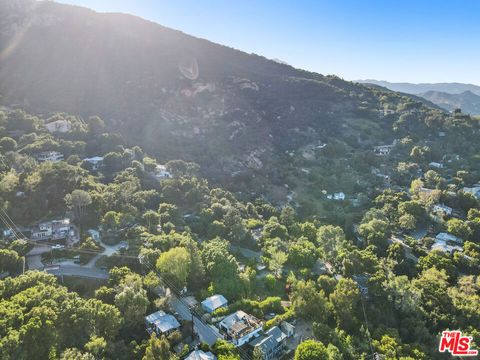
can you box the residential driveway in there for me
[84,240,127,269]
[26,244,51,270]
[390,236,419,263]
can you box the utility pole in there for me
[22,256,25,274]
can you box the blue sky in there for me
[56,0,480,84]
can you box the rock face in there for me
[0,0,440,193]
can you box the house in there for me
[429,162,444,169]
[31,218,71,241]
[44,119,72,133]
[145,311,181,336]
[249,326,287,360]
[432,204,453,216]
[185,350,216,360]
[36,151,64,162]
[87,229,100,241]
[153,165,172,180]
[84,156,104,171]
[373,144,394,156]
[436,232,462,244]
[280,321,295,338]
[327,192,345,201]
[463,186,480,199]
[201,294,228,313]
[218,310,263,346]
[432,241,462,254]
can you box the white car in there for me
[52,244,65,250]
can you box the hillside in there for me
[357,79,480,96]
[419,90,480,114]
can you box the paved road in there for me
[170,296,223,346]
[390,236,419,263]
[45,265,109,279]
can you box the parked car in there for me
[52,244,65,250]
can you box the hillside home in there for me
[327,192,345,201]
[432,232,463,255]
[36,151,64,162]
[84,156,104,171]
[429,162,444,169]
[152,164,172,180]
[432,204,453,216]
[373,144,394,156]
[31,218,71,240]
[219,310,263,346]
[436,232,462,244]
[201,294,228,313]
[87,229,100,241]
[44,119,72,133]
[463,186,480,199]
[249,326,287,360]
[145,311,180,336]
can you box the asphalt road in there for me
[45,265,109,279]
[170,296,223,346]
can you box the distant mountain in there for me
[419,90,480,114]
[357,80,480,96]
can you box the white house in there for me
[432,241,462,254]
[201,294,228,313]
[153,165,172,180]
[44,120,72,133]
[432,204,453,216]
[36,151,64,162]
[373,144,394,156]
[84,156,104,171]
[327,192,345,201]
[218,310,263,346]
[145,311,180,336]
[31,218,71,241]
[429,162,444,169]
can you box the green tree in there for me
[143,333,174,360]
[294,340,329,360]
[114,274,149,328]
[156,247,190,288]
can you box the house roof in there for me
[250,326,286,352]
[145,311,180,333]
[435,232,462,244]
[201,294,228,311]
[185,350,216,360]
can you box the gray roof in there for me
[250,326,286,352]
[185,350,216,360]
[145,311,180,333]
[201,294,228,311]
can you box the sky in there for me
[56,0,480,84]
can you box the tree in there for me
[358,219,391,251]
[143,210,160,233]
[156,247,190,288]
[288,237,317,268]
[0,249,20,274]
[447,218,472,240]
[291,280,327,322]
[329,278,361,332]
[65,189,92,227]
[294,340,329,360]
[114,274,149,328]
[87,116,106,135]
[143,333,174,360]
[60,348,95,360]
[268,250,288,277]
[252,347,264,360]
[0,137,17,151]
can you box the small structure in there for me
[429,162,444,169]
[201,294,228,314]
[145,311,180,336]
[87,229,100,241]
[84,156,104,171]
[327,192,345,201]
[432,204,453,216]
[463,186,480,199]
[44,119,72,133]
[36,151,64,163]
[373,144,394,156]
[249,326,287,360]
[435,232,462,244]
[185,350,216,360]
[280,321,295,338]
[153,165,172,180]
[219,310,263,346]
